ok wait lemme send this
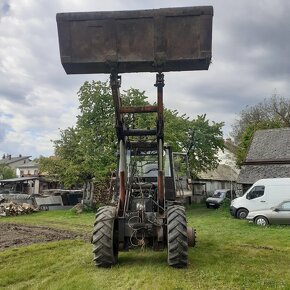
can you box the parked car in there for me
[206,189,235,208]
[246,200,290,226]
[230,178,290,219]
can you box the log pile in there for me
[0,202,38,217]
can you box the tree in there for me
[231,94,290,144]
[41,81,224,187]
[185,115,224,177]
[164,111,224,176]
[0,165,15,180]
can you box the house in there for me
[237,128,290,194]
[16,161,39,177]
[0,154,31,170]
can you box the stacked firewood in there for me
[0,202,38,217]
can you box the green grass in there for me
[0,209,93,233]
[0,205,290,289]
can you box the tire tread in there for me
[167,205,188,268]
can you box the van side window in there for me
[246,186,265,200]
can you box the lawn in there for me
[0,205,290,290]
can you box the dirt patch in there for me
[0,223,88,250]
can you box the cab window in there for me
[246,186,265,200]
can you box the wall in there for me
[193,180,237,202]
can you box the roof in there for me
[198,164,238,182]
[0,177,39,183]
[0,156,31,165]
[224,138,238,154]
[238,128,290,184]
[238,164,290,184]
[245,128,290,161]
[17,162,39,169]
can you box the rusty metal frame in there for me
[110,72,166,215]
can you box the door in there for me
[273,201,290,225]
[245,186,267,211]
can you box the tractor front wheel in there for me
[167,205,188,268]
[92,206,118,267]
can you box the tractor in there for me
[56,5,213,267]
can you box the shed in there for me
[238,128,290,193]
[193,164,238,202]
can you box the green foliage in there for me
[164,112,224,176]
[186,115,224,177]
[218,197,231,211]
[236,120,282,166]
[39,156,83,189]
[232,94,290,144]
[0,165,15,180]
[41,81,224,186]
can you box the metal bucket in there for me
[56,6,213,74]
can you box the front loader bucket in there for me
[56,6,213,74]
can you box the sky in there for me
[1,0,290,158]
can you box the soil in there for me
[0,223,88,250]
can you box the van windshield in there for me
[212,191,225,198]
[246,186,265,200]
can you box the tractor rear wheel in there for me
[92,206,118,267]
[167,205,188,268]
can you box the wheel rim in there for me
[256,217,267,226]
[239,211,247,219]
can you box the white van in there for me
[230,178,290,219]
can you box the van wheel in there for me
[254,216,268,226]
[236,208,248,219]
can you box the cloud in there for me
[1,0,290,157]
[0,0,10,18]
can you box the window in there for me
[213,191,223,198]
[246,186,265,200]
[280,202,290,210]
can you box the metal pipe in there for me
[120,105,158,114]
[155,72,164,139]
[158,139,165,209]
[124,129,157,136]
[155,73,165,211]
[118,139,126,215]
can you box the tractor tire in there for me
[92,206,118,268]
[167,205,188,268]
